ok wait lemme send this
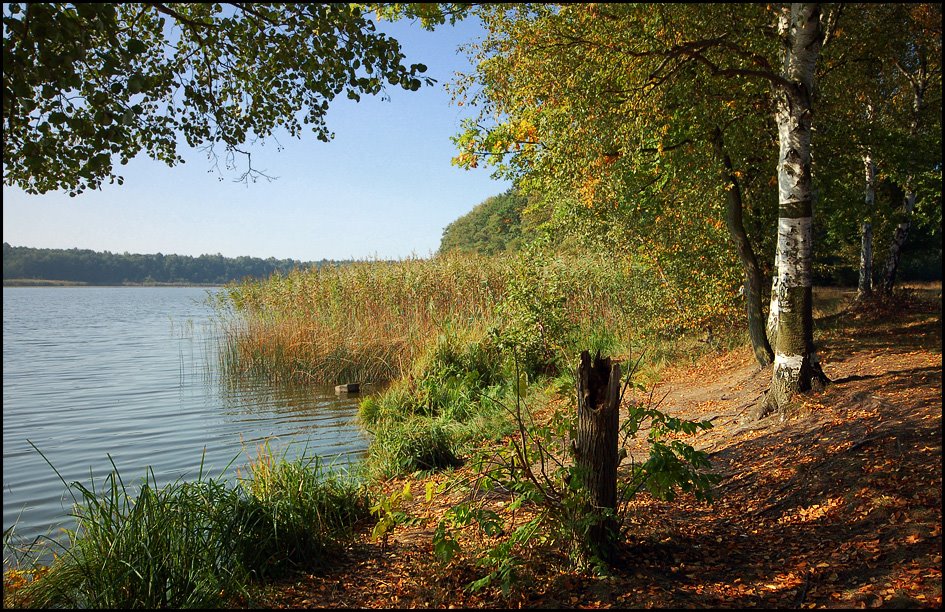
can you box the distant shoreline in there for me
[3,279,221,287]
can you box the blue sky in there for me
[2,16,511,262]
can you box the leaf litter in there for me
[257,285,942,608]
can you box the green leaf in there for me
[126,38,147,55]
[127,76,145,94]
[432,533,460,563]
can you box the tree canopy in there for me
[2,2,432,195]
[443,3,940,414]
[438,189,529,256]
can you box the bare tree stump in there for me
[574,349,621,562]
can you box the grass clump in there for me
[364,417,463,479]
[14,447,370,609]
[236,445,371,574]
[360,330,511,478]
[20,465,248,609]
[360,330,502,423]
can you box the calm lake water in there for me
[2,286,370,564]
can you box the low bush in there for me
[365,416,463,478]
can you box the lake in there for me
[2,286,370,565]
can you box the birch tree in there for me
[857,149,877,300]
[448,4,845,415]
[879,9,941,294]
[812,3,940,298]
[450,3,780,365]
[761,3,830,416]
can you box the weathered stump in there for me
[574,350,621,562]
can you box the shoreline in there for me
[3,279,222,287]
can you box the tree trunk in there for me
[881,188,916,294]
[574,350,621,563]
[761,4,828,419]
[767,250,781,348]
[881,55,927,295]
[712,127,774,367]
[857,153,876,300]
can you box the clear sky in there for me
[2,16,511,262]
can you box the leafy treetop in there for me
[438,189,528,256]
[2,2,432,195]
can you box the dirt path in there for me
[258,287,942,609]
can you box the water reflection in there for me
[216,372,372,460]
[2,287,376,567]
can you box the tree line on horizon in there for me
[1,242,342,285]
[438,189,941,287]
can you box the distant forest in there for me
[2,243,336,285]
[438,189,530,256]
[438,192,941,286]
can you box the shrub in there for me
[492,242,574,378]
[365,417,462,479]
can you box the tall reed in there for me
[215,251,731,387]
[216,253,508,385]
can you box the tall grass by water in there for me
[9,446,369,609]
[214,250,744,480]
[215,251,735,388]
[216,254,507,385]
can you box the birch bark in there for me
[881,59,927,294]
[857,152,876,300]
[763,4,828,417]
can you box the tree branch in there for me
[147,3,219,32]
[686,49,797,93]
[225,2,281,26]
[821,3,844,49]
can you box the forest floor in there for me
[258,284,942,609]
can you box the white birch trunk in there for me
[857,152,876,300]
[881,58,927,294]
[763,3,826,417]
[881,189,916,293]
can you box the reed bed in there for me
[215,251,728,387]
[217,253,508,385]
[213,250,744,479]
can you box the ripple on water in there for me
[3,287,372,565]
